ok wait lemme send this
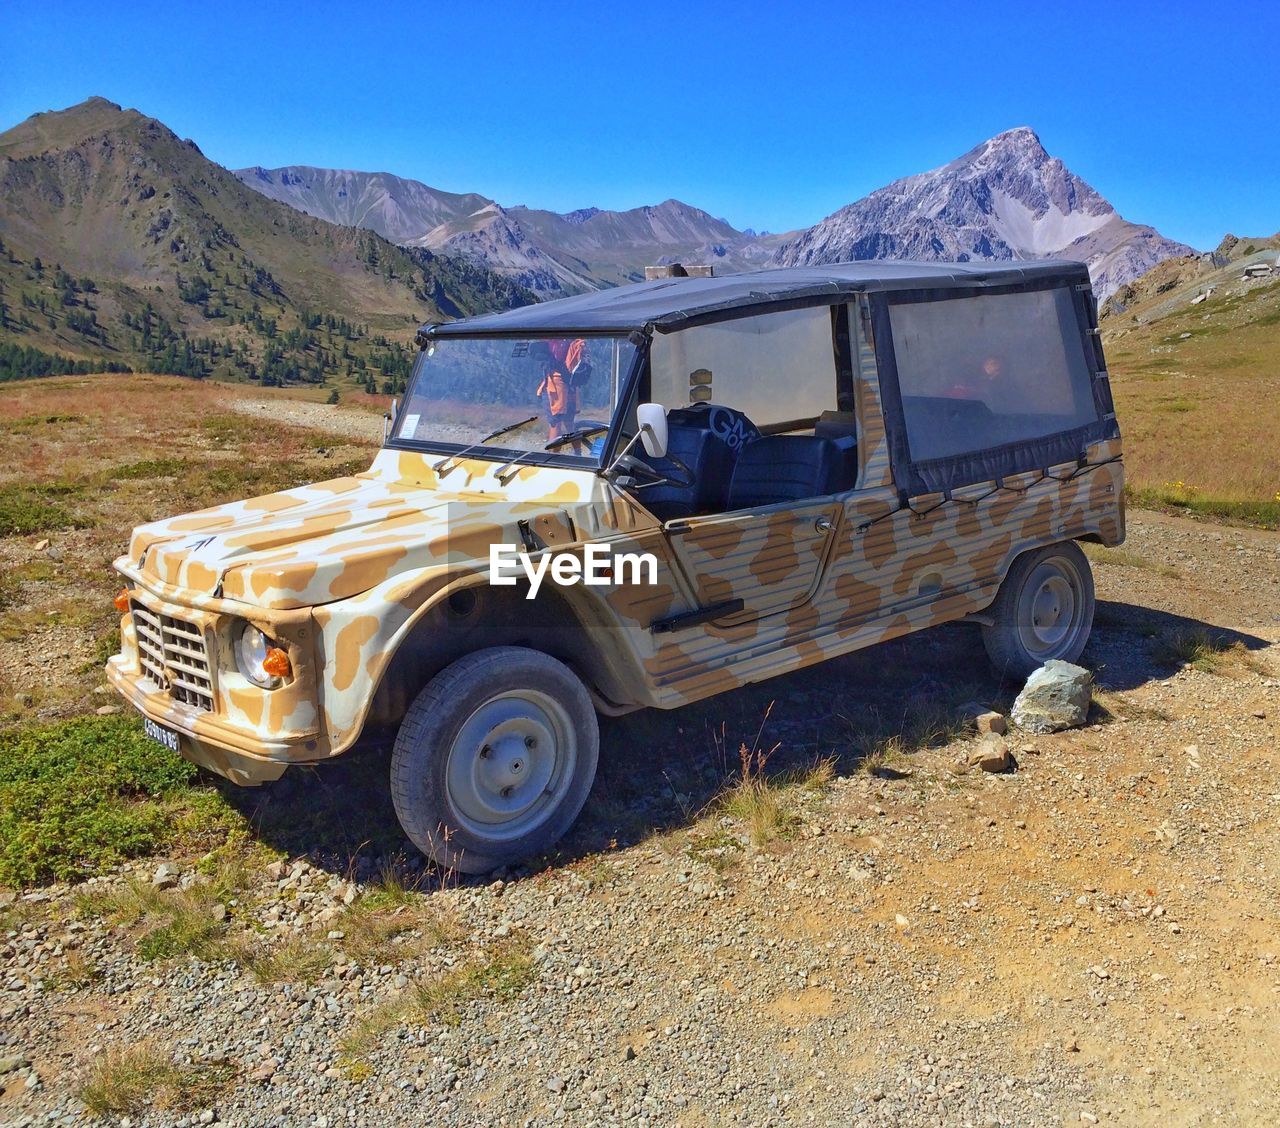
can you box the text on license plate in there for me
[142,716,180,753]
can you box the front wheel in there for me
[981,542,1095,680]
[391,647,599,874]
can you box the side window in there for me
[888,287,1098,462]
[648,306,838,426]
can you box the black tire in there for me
[390,646,599,874]
[981,541,1095,680]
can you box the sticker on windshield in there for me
[401,413,420,438]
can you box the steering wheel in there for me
[618,451,695,490]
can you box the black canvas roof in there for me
[422,259,1092,338]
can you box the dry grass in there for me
[1152,624,1239,670]
[75,879,228,962]
[842,701,971,775]
[335,862,464,965]
[76,1042,236,1118]
[0,374,376,722]
[1104,283,1280,527]
[48,948,102,991]
[226,934,333,985]
[712,704,836,845]
[340,937,536,1057]
[1081,542,1180,577]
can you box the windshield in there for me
[393,335,638,464]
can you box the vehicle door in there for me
[646,305,848,629]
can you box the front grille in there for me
[131,602,215,712]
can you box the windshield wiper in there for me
[432,415,540,475]
[544,423,609,451]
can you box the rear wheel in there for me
[391,647,599,874]
[981,542,1095,679]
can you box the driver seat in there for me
[635,404,754,520]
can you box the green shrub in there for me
[110,457,190,480]
[0,483,88,536]
[0,714,207,885]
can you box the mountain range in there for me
[0,98,1204,385]
[0,98,531,384]
[235,166,784,297]
[236,127,1191,301]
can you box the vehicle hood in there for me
[124,454,640,610]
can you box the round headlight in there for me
[235,623,281,688]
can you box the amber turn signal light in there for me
[113,588,130,613]
[261,647,291,679]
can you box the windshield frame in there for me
[385,330,646,472]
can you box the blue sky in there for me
[3,0,1276,250]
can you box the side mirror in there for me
[636,402,668,459]
[382,398,399,444]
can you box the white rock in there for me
[1012,661,1093,733]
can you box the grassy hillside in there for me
[1102,234,1280,527]
[0,98,532,388]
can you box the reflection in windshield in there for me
[394,336,637,464]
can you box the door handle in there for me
[815,517,833,533]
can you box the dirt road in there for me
[2,500,1278,1126]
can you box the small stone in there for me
[210,903,228,923]
[547,1076,566,1093]
[152,863,180,889]
[623,1046,636,1061]
[95,704,122,716]
[198,1111,216,1125]
[1252,710,1266,719]
[33,539,50,551]
[968,735,1013,773]
[327,931,345,941]
[0,1056,30,1075]
[976,711,1007,736]
[265,860,288,881]
[1089,965,1109,980]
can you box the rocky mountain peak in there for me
[773,128,1189,298]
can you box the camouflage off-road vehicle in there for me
[108,260,1124,872]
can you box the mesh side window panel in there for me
[888,288,1097,463]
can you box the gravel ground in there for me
[224,398,386,446]
[2,511,1278,1128]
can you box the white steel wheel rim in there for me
[444,690,578,842]
[1017,558,1084,659]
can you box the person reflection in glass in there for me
[535,338,591,440]
[947,352,1005,401]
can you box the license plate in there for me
[142,716,180,753]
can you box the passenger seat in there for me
[725,435,851,509]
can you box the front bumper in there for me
[107,656,312,785]
[107,576,328,786]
